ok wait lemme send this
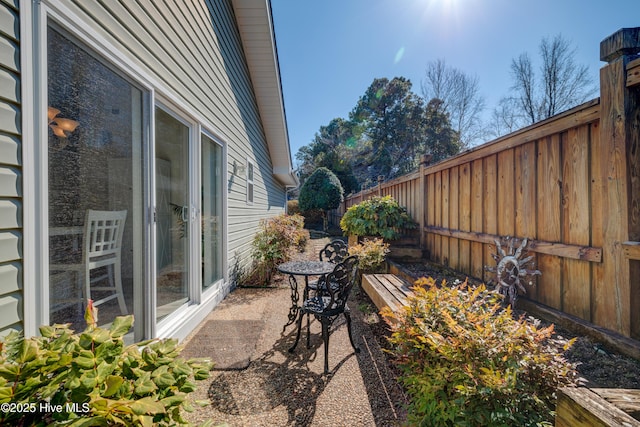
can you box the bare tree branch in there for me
[421,59,486,148]
[491,34,597,137]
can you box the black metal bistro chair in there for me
[319,239,348,263]
[308,239,349,294]
[289,255,360,374]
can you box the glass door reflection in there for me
[47,26,144,338]
[155,107,190,321]
[201,134,223,290]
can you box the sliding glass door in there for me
[47,25,145,335]
[202,134,223,290]
[44,19,226,339]
[155,107,191,321]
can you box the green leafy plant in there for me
[340,195,416,240]
[298,167,344,231]
[0,301,212,426]
[246,213,307,286]
[382,278,581,427]
[348,238,390,273]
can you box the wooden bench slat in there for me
[362,274,402,312]
[377,274,412,305]
[556,387,640,426]
[387,275,413,294]
[361,273,413,314]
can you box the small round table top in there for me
[277,260,335,276]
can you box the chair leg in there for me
[77,270,86,315]
[344,309,360,353]
[321,319,330,374]
[113,261,128,315]
[303,286,311,348]
[84,267,91,310]
[288,310,305,353]
[305,315,312,350]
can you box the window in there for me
[202,134,223,290]
[246,160,254,205]
[47,25,145,332]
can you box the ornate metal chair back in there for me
[319,239,348,264]
[320,255,359,315]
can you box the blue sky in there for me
[270,0,640,162]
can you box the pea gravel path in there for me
[181,237,408,426]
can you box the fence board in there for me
[590,120,609,328]
[426,173,435,259]
[423,227,600,261]
[515,141,539,299]
[537,135,563,309]
[471,159,484,279]
[562,127,592,320]
[483,155,498,283]
[441,169,450,266]
[449,166,460,271]
[498,149,515,237]
[459,164,471,276]
[434,171,442,264]
[599,57,632,335]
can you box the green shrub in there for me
[382,278,581,427]
[0,302,211,426]
[299,167,344,231]
[348,238,390,273]
[340,195,416,240]
[246,213,307,286]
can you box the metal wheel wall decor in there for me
[485,237,541,307]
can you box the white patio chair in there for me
[51,209,128,315]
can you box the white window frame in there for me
[200,130,227,297]
[153,102,197,329]
[23,2,158,338]
[246,158,255,205]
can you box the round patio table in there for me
[277,260,335,329]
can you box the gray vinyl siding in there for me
[62,0,285,270]
[0,0,22,337]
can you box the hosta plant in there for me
[0,301,212,426]
[382,278,582,427]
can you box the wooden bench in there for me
[361,273,414,314]
[556,387,640,426]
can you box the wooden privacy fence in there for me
[333,28,640,342]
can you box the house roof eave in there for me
[231,0,298,187]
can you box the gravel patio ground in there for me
[181,237,408,427]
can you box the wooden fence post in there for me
[419,154,432,249]
[598,28,640,338]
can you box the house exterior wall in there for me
[2,0,287,337]
[0,0,22,335]
[57,0,286,261]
